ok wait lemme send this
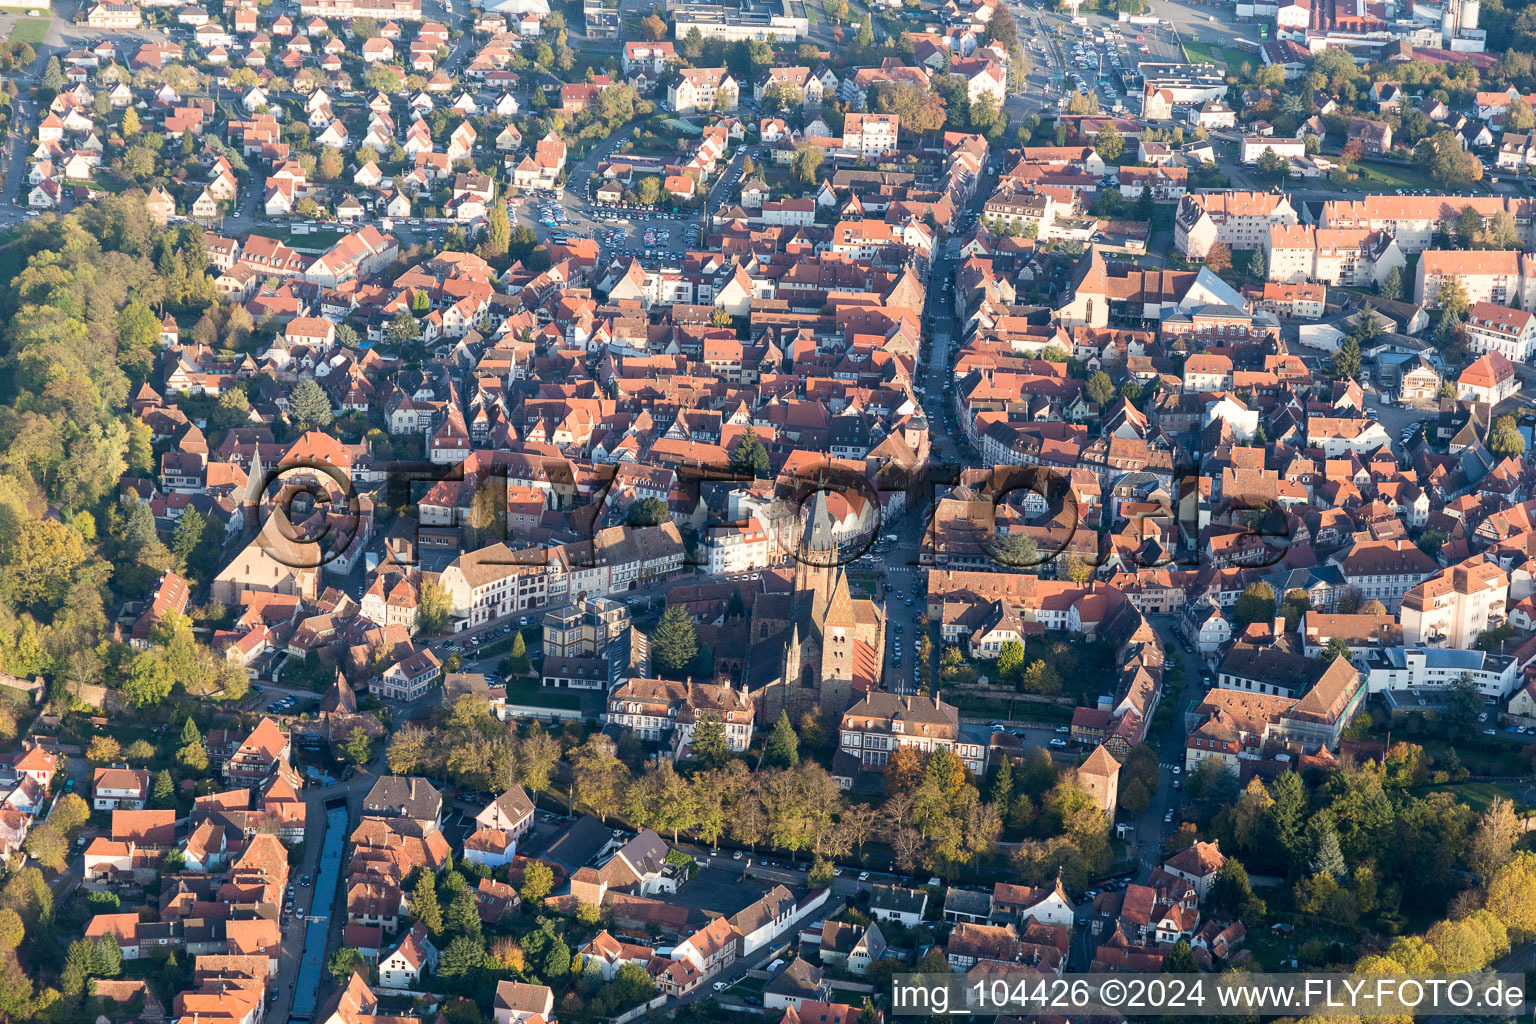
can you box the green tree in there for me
[22,823,65,870]
[792,143,823,184]
[289,378,333,429]
[1489,415,1526,458]
[1419,131,1483,186]
[1162,940,1198,973]
[342,726,373,765]
[1333,336,1362,380]
[515,724,560,798]
[638,176,662,205]
[544,935,571,977]
[86,735,122,765]
[968,94,1004,138]
[689,713,730,770]
[317,146,344,181]
[485,202,511,258]
[50,793,89,836]
[990,533,1038,570]
[213,388,252,428]
[170,510,206,567]
[152,769,175,807]
[446,886,482,939]
[1381,264,1405,301]
[1431,274,1468,317]
[1093,123,1123,162]
[1256,148,1287,184]
[764,710,800,768]
[328,947,362,983]
[1246,247,1267,281]
[413,872,444,936]
[1232,581,1276,627]
[626,497,671,527]
[1506,97,1535,131]
[996,639,1025,678]
[2,519,97,612]
[61,939,93,995]
[93,932,123,977]
[521,860,554,903]
[1454,205,1484,248]
[989,755,1014,808]
[508,631,529,674]
[1062,554,1095,586]
[41,55,63,93]
[0,909,22,951]
[1085,370,1114,406]
[419,580,451,634]
[730,426,771,478]
[437,935,486,977]
[650,606,698,676]
[1021,659,1062,695]
[125,650,177,708]
[1310,817,1346,879]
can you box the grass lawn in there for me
[1181,42,1257,72]
[273,228,348,249]
[950,692,1074,723]
[9,15,49,47]
[1412,781,1532,814]
[1351,160,1472,194]
[503,678,580,710]
[1245,925,1303,970]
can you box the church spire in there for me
[793,490,841,606]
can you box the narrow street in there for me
[267,747,390,1024]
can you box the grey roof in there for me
[943,887,993,917]
[763,957,825,1000]
[870,883,929,916]
[486,787,535,825]
[544,813,615,873]
[362,776,442,825]
[820,920,859,954]
[615,828,669,877]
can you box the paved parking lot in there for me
[668,862,781,917]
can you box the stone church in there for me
[745,491,886,724]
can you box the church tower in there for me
[745,490,887,725]
[794,490,841,621]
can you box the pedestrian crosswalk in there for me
[1159,762,1180,771]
